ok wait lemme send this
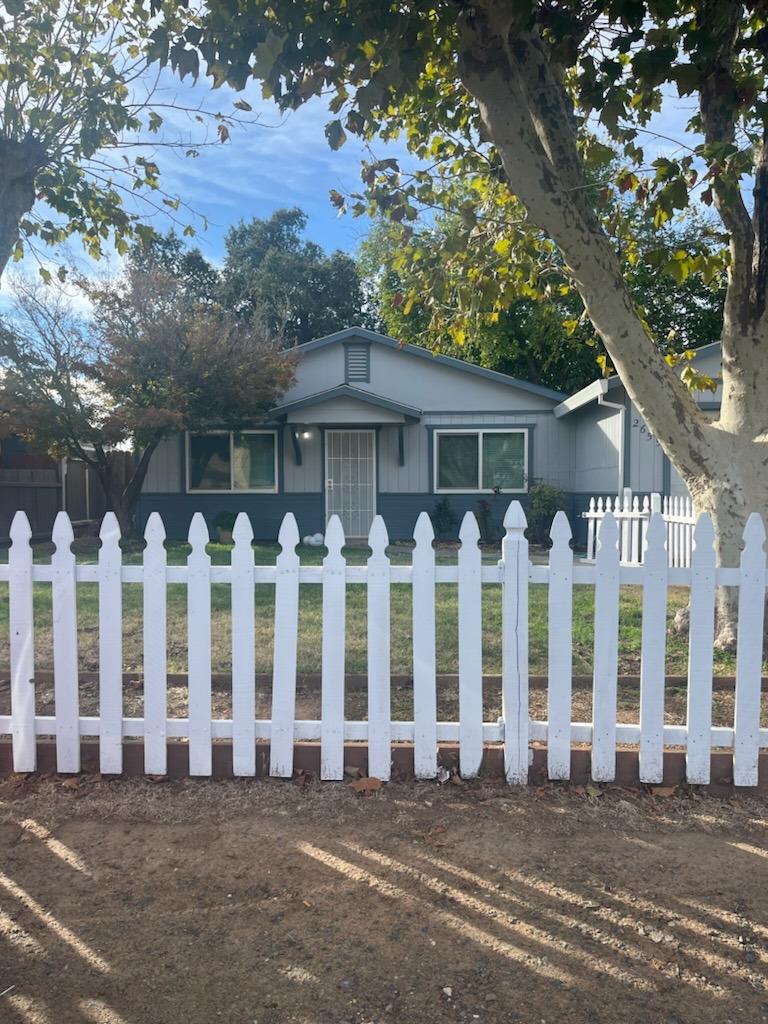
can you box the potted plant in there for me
[213,510,237,545]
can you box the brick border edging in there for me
[1,741,766,795]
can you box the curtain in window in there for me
[482,432,525,489]
[437,433,479,489]
[233,433,276,490]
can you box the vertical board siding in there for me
[231,513,256,777]
[591,513,620,782]
[320,516,346,781]
[367,515,391,780]
[638,514,668,783]
[412,512,437,779]
[733,515,767,787]
[98,514,123,775]
[51,512,79,773]
[143,513,168,775]
[547,512,573,780]
[458,512,483,778]
[270,514,300,778]
[685,515,716,784]
[501,502,529,784]
[9,512,35,772]
[187,513,212,777]
[3,503,768,787]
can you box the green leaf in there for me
[325,120,347,150]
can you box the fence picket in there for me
[187,513,212,777]
[547,512,573,780]
[270,513,300,778]
[143,513,167,775]
[321,515,346,781]
[591,512,620,782]
[9,512,35,772]
[458,512,483,778]
[638,513,668,783]
[98,513,123,775]
[733,514,766,787]
[231,513,255,777]
[367,515,391,780]
[501,502,529,784]
[412,512,437,780]
[51,512,79,773]
[686,514,716,784]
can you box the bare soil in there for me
[1,775,767,1024]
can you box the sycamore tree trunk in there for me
[0,139,45,278]
[456,2,768,649]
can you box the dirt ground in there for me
[0,777,767,1024]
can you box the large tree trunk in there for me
[94,442,159,539]
[0,139,45,278]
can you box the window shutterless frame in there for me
[433,428,528,494]
[185,430,279,493]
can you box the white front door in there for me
[324,429,376,538]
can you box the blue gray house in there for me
[135,328,721,541]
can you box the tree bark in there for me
[92,441,159,539]
[0,140,45,278]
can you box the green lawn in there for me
[0,538,739,679]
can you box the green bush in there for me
[431,497,457,539]
[526,483,567,545]
[213,510,237,533]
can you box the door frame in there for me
[323,427,378,537]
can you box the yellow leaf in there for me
[493,238,511,259]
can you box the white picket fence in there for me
[0,502,766,787]
[583,488,697,567]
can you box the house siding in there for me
[135,492,324,540]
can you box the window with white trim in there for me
[187,431,278,492]
[434,429,528,493]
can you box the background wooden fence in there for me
[0,502,765,786]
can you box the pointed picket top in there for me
[99,511,121,546]
[741,512,766,560]
[187,511,210,550]
[692,511,715,551]
[596,509,619,552]
[10,510,32,544]
[277,511,300,552]
[503,500,527,532]
[232,512,254,546]
[413,510,434,546]
[632,495,640,514]
[459,510,481,545]
[549,509,572,547]
[588,497,596,513]
[52,510,74,548]
[644,511,666,553]
[324,514,345,556]
[368,514,389,554]
[596,497,604,513]
[641,494,650,513]
[605,496,613,513]
[144,511,166,544]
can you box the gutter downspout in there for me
[596,381,626,495]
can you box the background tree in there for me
[0,0,255,282]
[154,0,757,645]
[0,270,294,533]
[221,207,375,345]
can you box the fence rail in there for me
[583,488,697,567]
[0,503,766,787]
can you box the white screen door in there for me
[325,430,376,538]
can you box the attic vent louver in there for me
[345,343,370,383]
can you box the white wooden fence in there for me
[0,502,766,787]
[583,488,697,567]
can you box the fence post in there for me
[686,513,716,784]
[591,511,619,782]
[501,501,529,784]
[621,487,632,562]
[51,511,79,774]
[367,515,391,781]
[98,513,123,775]
[547,511,573,780]
[232,513,256,777]
[187,513,212,777]
[638,513,668,783]
[143,513,167,775]
[270,513,300,778]
[458,512,483,778]
[320,515,346,781]
[733,513,766,787]
[412,511,437,780]
[9,512,35,773]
